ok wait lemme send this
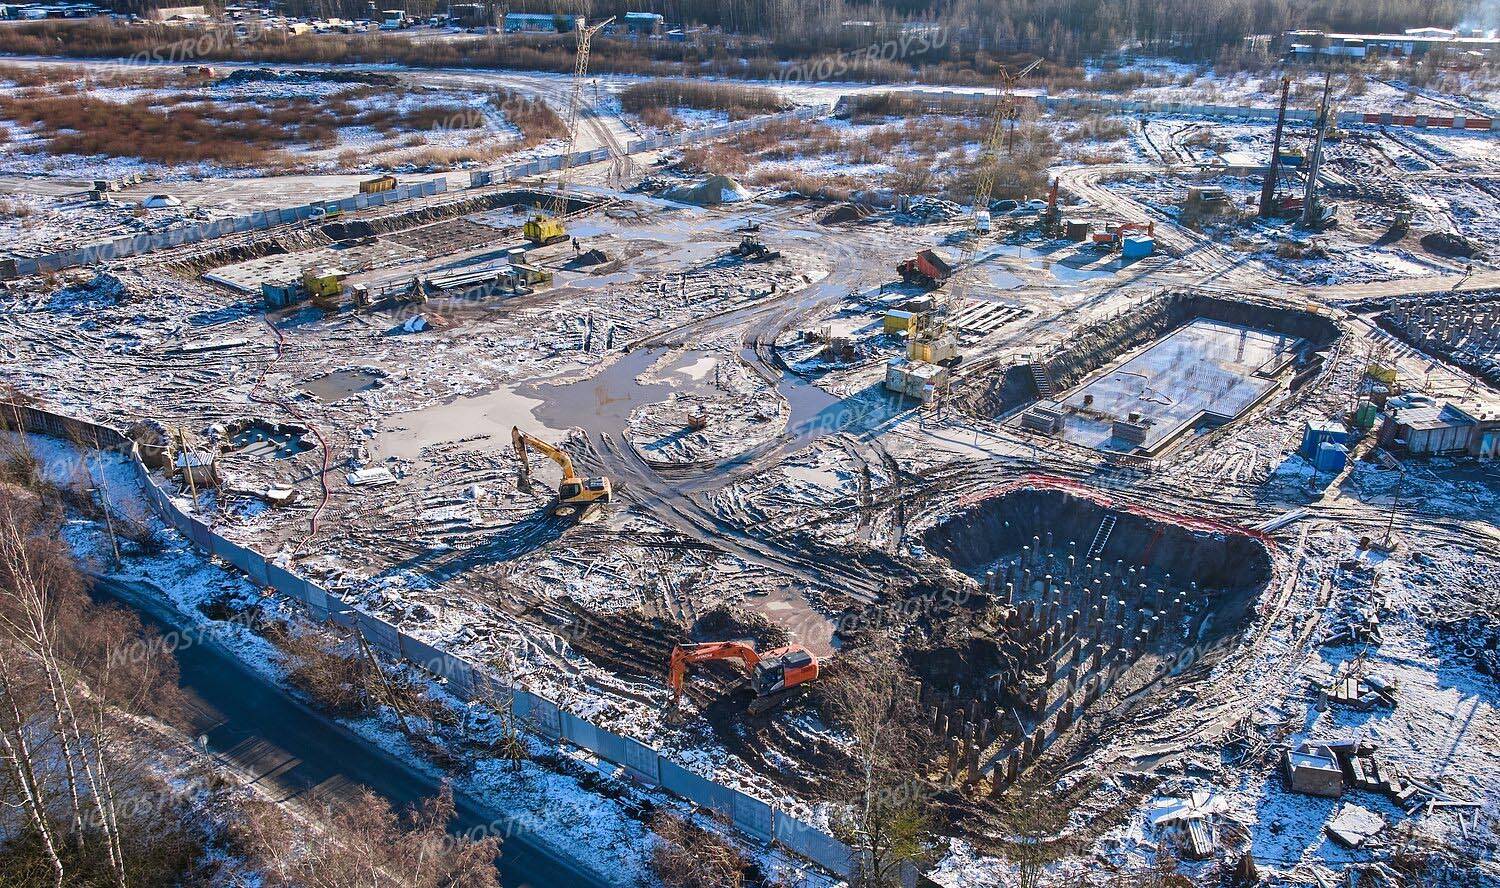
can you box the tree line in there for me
[246,0,1479,63]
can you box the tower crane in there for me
[524,16,615,246]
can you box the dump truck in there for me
[897,249,953,288]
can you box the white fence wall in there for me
[835,89,1500,133]
[6,179,448,280]
[3,403,862,880]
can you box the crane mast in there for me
[525,16,614,245]
[944,58,1042,313]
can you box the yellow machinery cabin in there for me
[524,214,568,246]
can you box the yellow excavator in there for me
[510,426,612,519]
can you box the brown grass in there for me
[490,88,566,145]
[0,87,521,169]
[620,80,789,121]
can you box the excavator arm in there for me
[668,641,761,706]
[511,426,579,483]
[666,641,820,719]
[510,426,612,519]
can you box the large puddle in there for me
[376,385,550,461]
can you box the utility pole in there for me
[1259,76,1290,218]
[1302,71,1334,229]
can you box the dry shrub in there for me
[620,80,788,121]
[491,89,566,145]
[649,812,750,888]
[748,169,858,201]
[238,784,501,888]
[678,143,749,175]
[0,95,296,166]
[279,630,377,717]
[1075,148,1128,164]
[635,105,679,130]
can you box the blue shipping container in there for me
[1122,236,1154,259]
[1315,441,1348,473]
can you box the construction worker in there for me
[573,237,581,254]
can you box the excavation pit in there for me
[907,485,1273,780]
[958,292,1341,452]
[1043,318,1303,454]
[221,419,313,460]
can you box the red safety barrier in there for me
[1393,115,1417,126]
[1427,116,1453,128]
[1467,118,1493,130]
[1363,113,1382,124]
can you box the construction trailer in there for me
[1388,402,1478,455]
[1121,235,1155,260]
[260,267,348,310]
[885,357,948,403]
[884,309,918,333]
[908,328,960,364]
[1300,418,1350,458]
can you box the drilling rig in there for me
[524,16,614,246]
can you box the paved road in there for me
[92,574,616,888]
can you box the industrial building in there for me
[1284,28,1500,59]
[503,11,582,33]
[622,11,663,34]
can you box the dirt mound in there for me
[569,248,610,267]
[665,175,752,206]
[690,605,789,649]
[819,202,873,225]
[1421,231,1481,259]
[217,68,399,87]
[321,221,376,242]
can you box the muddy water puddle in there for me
[376,385,551,461]
[303,368,384,402]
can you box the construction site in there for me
[0,31,1497,888]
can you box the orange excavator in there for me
[667,640,820,719]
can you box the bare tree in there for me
[822,641,933,887]
[241,782,502,888]
[0,491,128,887]
[994,775,1073,888]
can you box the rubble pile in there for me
[1435,616,1500,677]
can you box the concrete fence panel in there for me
[561,711,599,752]
[733,793,774,842]
[356,612,402,657]
[774,815,853,876]
[529,696,562,737]
[587,724,628,767]
[620,736,660,784]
